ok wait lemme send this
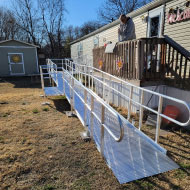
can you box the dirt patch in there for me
[0,78,190,190]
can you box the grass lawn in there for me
[0,77,189,190]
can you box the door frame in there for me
[147,5,164,37]
[8,53,25,75]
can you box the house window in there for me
[77,43,83,57]
[93,36,99,48]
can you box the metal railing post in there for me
[128,86,133,120]
[66,60,68,71]
[71,77,74,113]
[56,64,58,85]
[63,70,65,95]
[155,96,163,143]
[40,66,44,90]
[107,75,112,104]
[84,89,87,127]
[139,90,144,130]
[100,105,105,156]
[91,70,94,91]
[90,95,94,137]
[88,67,90,89]
[85,66,87,87]
[118,81,122,107]
[79,64,81,82]
[102,73,105,99]
[72,61,74,76]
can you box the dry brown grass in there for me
[0,78,190,190]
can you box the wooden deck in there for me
[93,37,190,89]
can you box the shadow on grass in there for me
[50,96,71,113]
[0,76,41,89]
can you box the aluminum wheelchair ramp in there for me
[39,59,190,184]
[40,66,64,96]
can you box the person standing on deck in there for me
[118,14,136,42]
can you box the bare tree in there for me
[98,0,153,24]
[38,0,66,57]
[13,0,41,45]
[0,8,19,40]
[79,21,102,37]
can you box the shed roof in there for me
[0,39,39,48]
[70,0,172,45]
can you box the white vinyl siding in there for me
[71,13,148,62]
[133,13,148,38]
[71,43,78,59]
[164,0,190,51]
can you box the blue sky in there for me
[65,0,104,26]
[0,0,105,27]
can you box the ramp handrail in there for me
[67,71,125,143]
[48,58,190,144]
[43,59,125,144]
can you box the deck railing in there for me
[93,37,190,88]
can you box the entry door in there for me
[147,6,164,71]
[147,5,164,37]
[8,53,25,75]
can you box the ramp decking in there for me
[40,62,181,184]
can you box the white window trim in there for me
[147,5,164,37]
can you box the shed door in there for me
[8,53,25,75]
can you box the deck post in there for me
[100,104,105,156]
[155,96,163,143]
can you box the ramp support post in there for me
[155,96,163,143]
[100,105,105,156]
